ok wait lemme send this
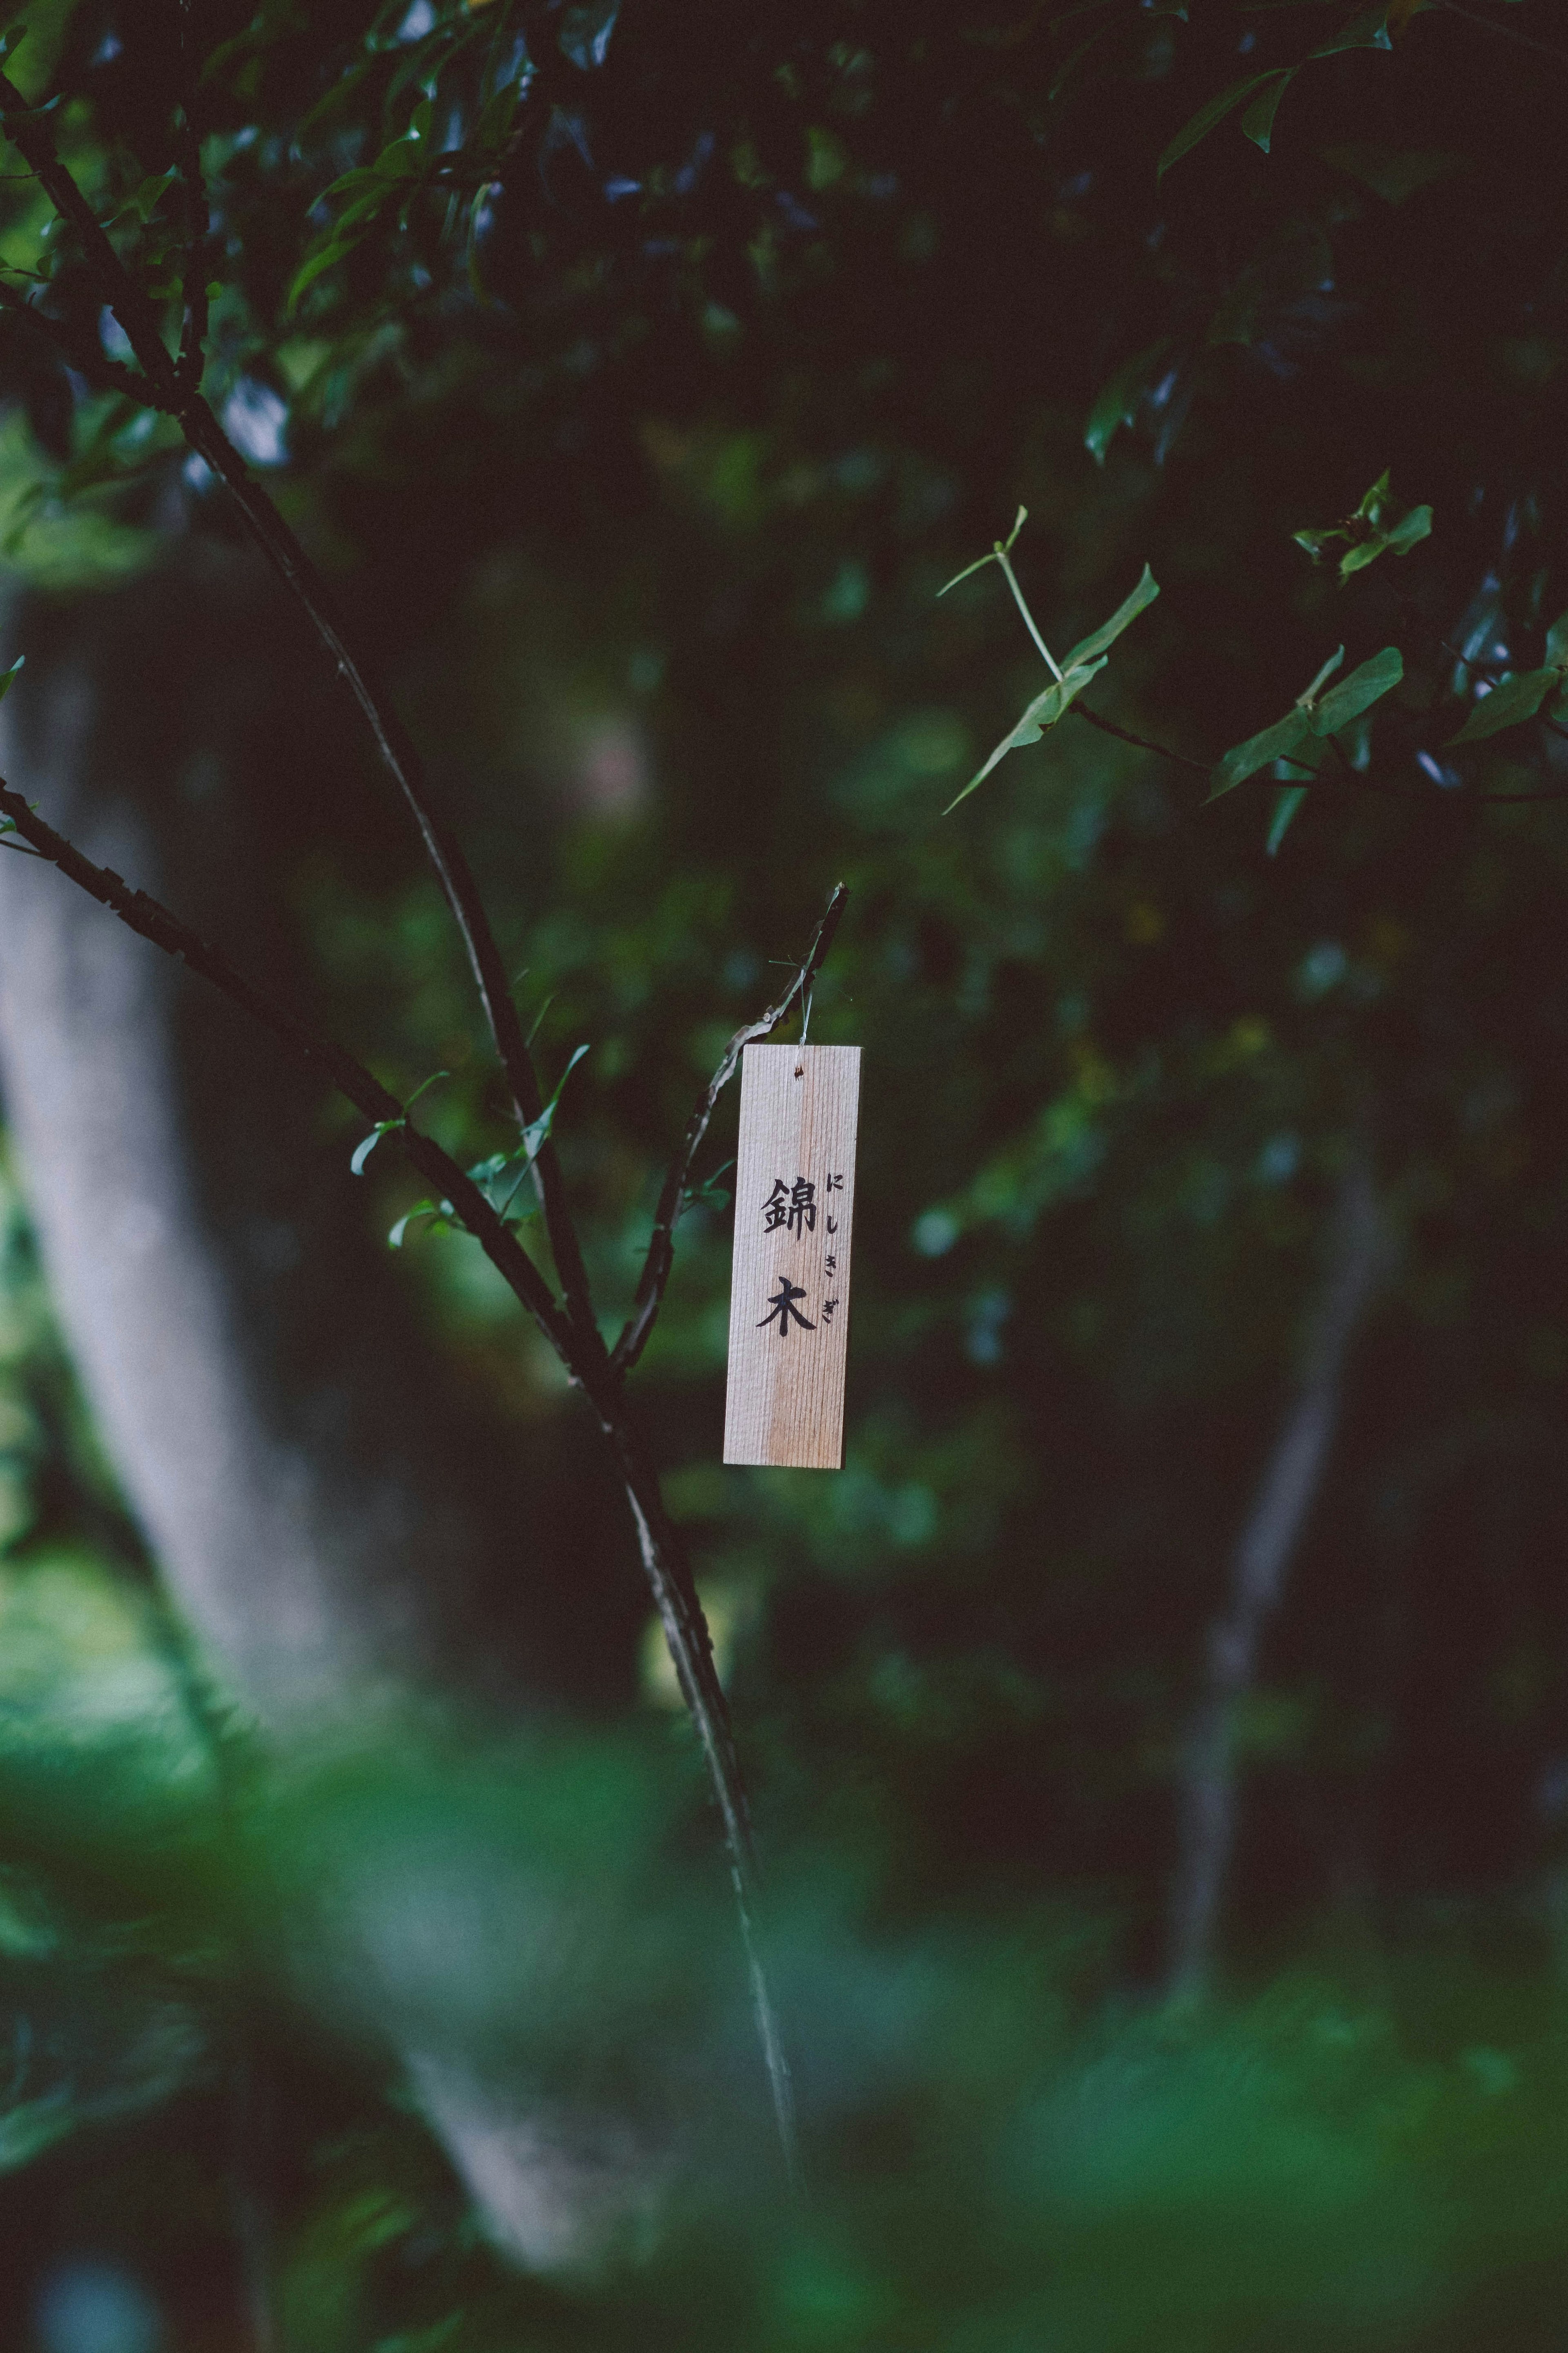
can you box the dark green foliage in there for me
[0,0,1566,2342]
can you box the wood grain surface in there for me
[723,1043,860,1469]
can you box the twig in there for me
[173,4,210,392]
[1320,729,1434,802]
[1383,580,1568,749]
[1432,0,1568,67]
[1076,684,1557,807]
[1071,701,1210,775]
[0,276,150,401]
[612,884,848,1376]
[0,777,573,1351]
[1455,782,1568,803]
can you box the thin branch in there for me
[0,776,574,1356]
[996,545,1064,682]
[0,71,184,399]
[1432,0,1568,67]
[1074,685,1558,808]
[1320,727,1434,802]
[0,71,600,1365]
[602,1412,798,2184]
[173,3,210,391]
[612,884,848,1376]
[0,275,153,403]
[1070,700,1209,775]
[1383,580,1568,749]
[1459,781,1568,804]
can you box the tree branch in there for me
[0,72,183,401]
[1075,684,1561,806]
[0,777,574,1355]
[612,883,848,1376]
[0,274,154,404]
[1071,701,1210,776]
[1433,0,1568,68]
[0,769,797,2181]
[173,4,210,392]
[0,66,806,2177]
[1383,580,1568,749]
[0,70,601,1367]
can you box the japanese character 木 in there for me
[758,1274,816,1338]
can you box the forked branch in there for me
[613,883,848,1374]
[0,769,802,2180]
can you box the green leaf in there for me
[1061,567,1160,669]
[1448,668,1561,745]
[1353,469,1392,523]
[1048,25,1115,104]
[560,0,620,70]
[1208,709,1312,800]
[1338,538,1387,577]
[1083,341,1171,465]
[1382,504,1432,556]
[286,237,362,315]
[389,1197,454,1249]
[684,1158,736,1213]
[1296,473,1431,580]
[0,654,24,705]
[1157,72,1285,179]
[109,168,180,228]
[945,660,1108,812]
[315,139,423,230]
[1312,6,1393,57]
[472,82,522,156]
[1267,785,1309,855]
[1296,645,1346,706]
[1542,609,1568,669]
[541,1040,590,1118]
[1310,646,1402,733]
[1321,144,1463,204]
[1241,69,1296,154]
[351,1117,401,1176]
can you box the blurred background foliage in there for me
[0,0,1565,2343]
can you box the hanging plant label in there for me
[723,1043,861,1469]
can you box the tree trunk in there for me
[1168,1158,1390,2002]
[0,550,657,2266]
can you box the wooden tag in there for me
[723,1044,860,1469]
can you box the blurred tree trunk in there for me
[1168,1159,1390,2002]
[0,547,656,2267]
